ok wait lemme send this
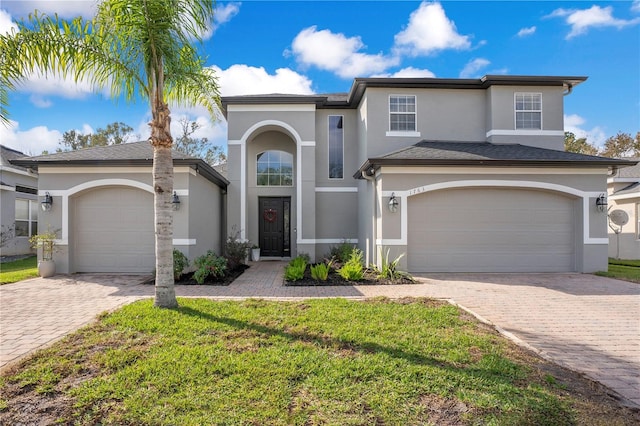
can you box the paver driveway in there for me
[1,262,638,408]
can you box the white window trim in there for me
[256,150,294,187]
[388,94,419,135]
[514,92,542,130]
[328,115,344,180]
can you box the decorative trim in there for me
[300,141,316,147]
[0,184,15,191]
[608,177,640,184]
[609,192,640,201]
[382,166,606,175]
[38,166,193,174]
[228,104,316,112]
[486,129,564,137]
[297,238,358,244]
[173,239,196,245]
[227,140,242,145]
[385,131,421,137]
[315,187,358,193]
[0,165,37,177]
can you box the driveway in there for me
[1,264,638,408]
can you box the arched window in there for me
[257,150,293,186]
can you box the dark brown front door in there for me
[259,197,291,257]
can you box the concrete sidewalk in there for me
[1,261,638,407]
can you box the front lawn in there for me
[0,256,37,284]
[596,258,640,284]
[2,298,637,425]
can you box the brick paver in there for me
[1,262,638,407]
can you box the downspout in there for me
[563,83,573,96]
[361,167,376,267]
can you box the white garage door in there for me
[73,187,155,273]
[407,188,575,272]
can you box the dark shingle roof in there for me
[612,182,639,196]
[11,141,228,188]
[0,144,29,171]
[617,158,640,178]
[356,141,636,178]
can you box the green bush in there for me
[193,251,228,284]
[310,260,332,281]
[374,248,413,282]
[338,248,364,281]
[224,227,252,270]
[173,249,189,280]
[329,241,355,264]
[284,256,307,281]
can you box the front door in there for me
[259,197,291,257]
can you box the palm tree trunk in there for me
[151,100,178,308]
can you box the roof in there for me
[355,141,637,178]
[11,141,229,188]
[220,74,587,117]
[616,158,640,179]
[0,144,29,171]
[612,182,639,197]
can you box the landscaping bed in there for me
[285,266,416,286]
[144,264,249,286]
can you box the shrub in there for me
[329,241,355,264]
[338,248,364,281]
[173,249,189,280]
[284,256,307,281]
[374,248,414,282]
[310,260,332,281]
[224,227,252,270]
[296,252,311,264]
[193,251,228,284]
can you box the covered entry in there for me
[406,187,576,272]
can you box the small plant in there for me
[374,248,414,282]
[173,249,189,280]
[310,260,332,281]
[296,252,311,264]
[224,227,252,269]
[338,248,364,281]
[193,251,228,284]
[329,240,355,264]
[29,228,59,261]
[284,256,307,281]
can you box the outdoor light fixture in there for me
[595,194,607,212]
[388,193,399,213]
[41,192,53,212]
[171,191,181,211]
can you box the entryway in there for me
[258,197,291,257]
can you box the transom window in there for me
[328,115,344,179]
[15,199,38,237]
[389,95,416,132]
[257,150,293,186]
[515,93,542,129]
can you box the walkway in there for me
[1,261,638,408]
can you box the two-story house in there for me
[222,75,633,273]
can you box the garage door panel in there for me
[73,187,155,273]
[407,188,575,272]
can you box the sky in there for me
[1,0,639,155]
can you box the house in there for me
[607,158,639,259]
[221,75,635,273]
[0,145,39,257]
[11,142,228,273]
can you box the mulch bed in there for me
[144,264,249,286]
[284,266,417,286]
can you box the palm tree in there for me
[0,0,220,308]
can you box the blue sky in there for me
[1,0,639,155]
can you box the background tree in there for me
[1,1,220,308]
[174,117,226,165]
[564,131,598,155]
[59,121,136,151]
[600,131,640,158]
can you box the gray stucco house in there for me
[607,159,639,259]
[0,145,39,256]
[222,75,634,273]
[12,142,228,273]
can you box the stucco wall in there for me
[607,198,639,259]
[0,168,38,256]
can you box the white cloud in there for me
[631,0,640,13]
[393,1,471,56]
[215,2,240,26]
[13,70,99,107]
[1,1,97,19]
[0,9,18,34]
[548,6,640,39]
[28,94,52,108]
[564,114,607,147]
[0,120,62,155]
[290,26,399,79]
[372,67,436,78]
[210,64,314,96]
[516,26,536,37]
[459,58,490,78]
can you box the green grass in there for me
[595,258,640,284]
[0,256,37,284]
[1,298,586,425]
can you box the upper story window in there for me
[328,115,344,179]
[515,93,542,129]
[389,95,416,132]
[15,199,38,237]
[257,150,293,186]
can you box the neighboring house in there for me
[222,75,635,273]
[0,145,39,257]
[11,142,228,273]
[607,158,640,259]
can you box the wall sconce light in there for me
[171,191,181,211]
[388,192,399,213]
[595,194,607,212]
[41,192,53,212]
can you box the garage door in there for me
[73,187,155,273]
[407,188,575,272]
